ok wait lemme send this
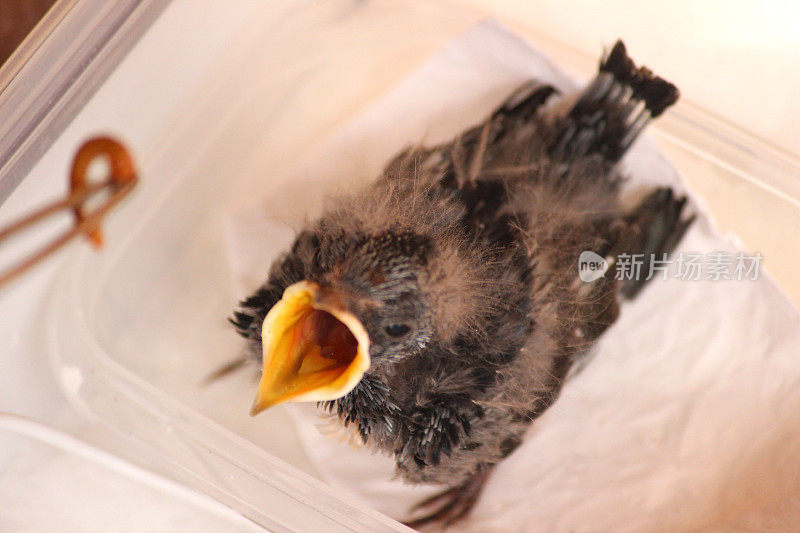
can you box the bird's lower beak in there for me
[250,280,370,416]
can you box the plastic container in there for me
[0,415,262,532]
[2,1,800,531]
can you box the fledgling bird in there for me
[230,40,692,528]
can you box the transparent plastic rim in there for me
[47,249,412,531]
[0,413,260,527]
[0,0,170,204]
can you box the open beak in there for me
[250,280,370,416]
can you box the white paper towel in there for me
[226,20,800,532]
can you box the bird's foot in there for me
[404,469,490,530]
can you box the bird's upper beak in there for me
[250,280,370,416]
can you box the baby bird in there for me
[231,41,691,528]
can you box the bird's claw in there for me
[404,469,490,530]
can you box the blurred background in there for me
[4,0,799,155]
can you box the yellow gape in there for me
[250,281,371,415]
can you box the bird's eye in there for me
[385,323,411,338]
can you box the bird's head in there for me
[249,184,486,415]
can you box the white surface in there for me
[225,21,800,531]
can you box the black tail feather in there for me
[599,41,678,118]
[494,82,557,122]
[550,40,679,163]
